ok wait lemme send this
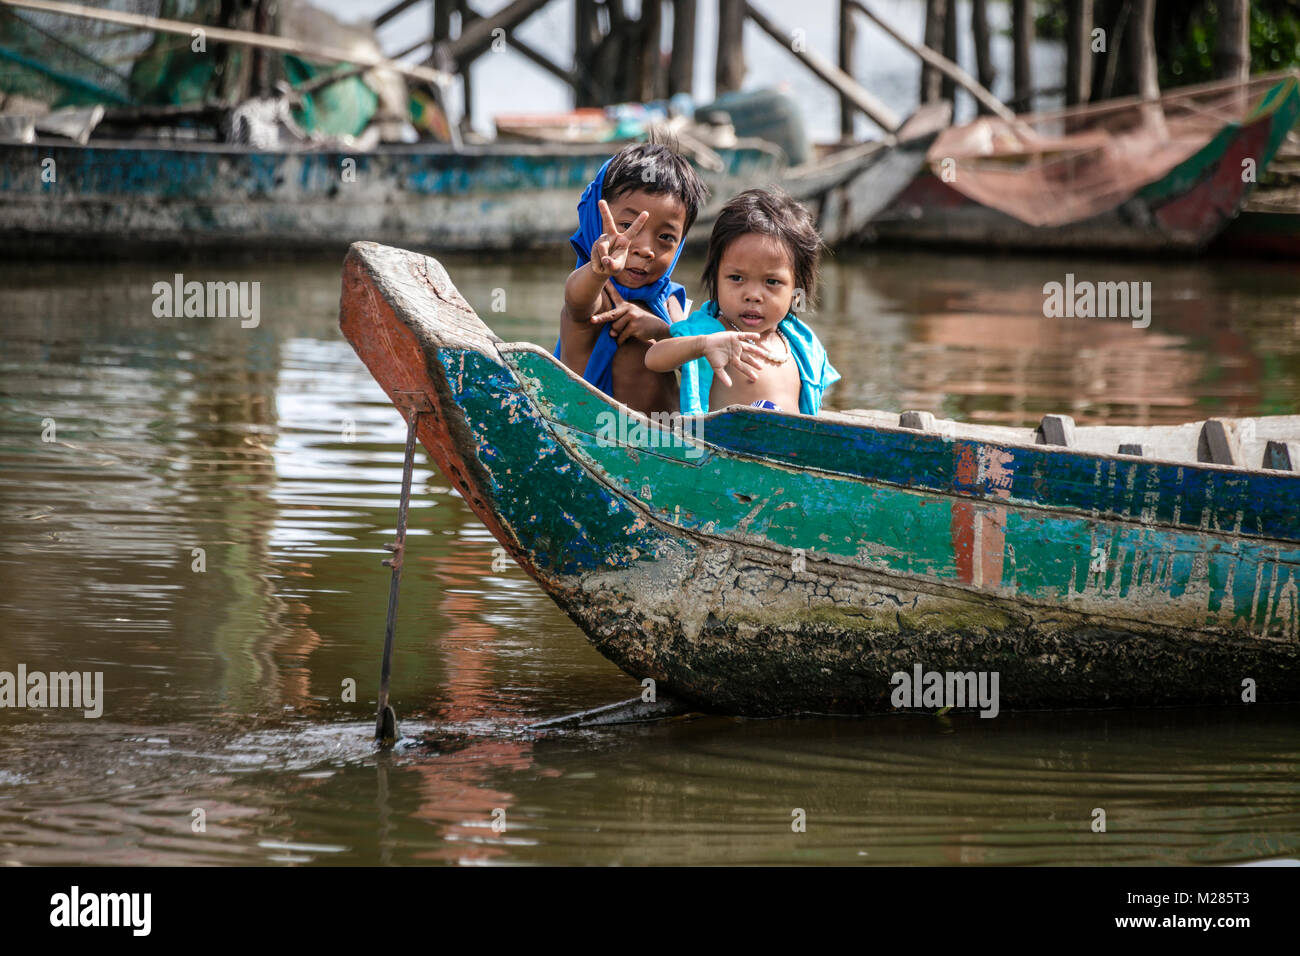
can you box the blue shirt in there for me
[668,302,840,416]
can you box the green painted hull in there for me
[340,242,1300,716]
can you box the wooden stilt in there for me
[1216,0,1250,83]
[637,0,663,102]
[850,1,1014,122]
[716,0,745,94]
[1066,0,1094,107]
[746,2,901,134]
[1130,0,1165,135]
[921,0,946,104]
[669,0,696,98]
[971,0,994,114]
[574,0,599,105]
[1012,0,1034,112]
[838,0,856,140]
[940,0,957,104]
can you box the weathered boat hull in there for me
[1215,208,1300,258]
[0,129,929,255]
[0,138,769,255]
[870,78,1300,254]
[339,242,1300,715]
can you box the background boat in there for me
[339,240,1300,716]
[869,72,1300,254]
[1215,115,1300,257]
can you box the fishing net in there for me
[926,72,1298,228]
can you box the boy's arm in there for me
[564,262,610,325]
[560,264,613,352]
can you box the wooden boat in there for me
[869,73,1300,254]
[1215,126,1300,258]
[0,114,943,255]
[339,241,1300,716]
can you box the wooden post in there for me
[920,0,946,104]
[441,0,550,66]
[434,0,451,44]
[746,2,901,133]
[940,0,957,103]
[374,0,425,29]
[574,0,599,106]
[838,0,856,140]
[1216,0,1249,82]
[850,1,1014,122]
[1130,0,1164,135]
[670,0,696,98]
[1012,0,1033,112]
[595,0,629,102]
[1096,0,1132,101]
[458,0,473,135]
[217,0,256,107]
[1066,0,1093,106]
[716,0,745,93]
[971,0,994,115]
[638,0,663,102]
[251,0,274,98]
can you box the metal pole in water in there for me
[375,393,429,745]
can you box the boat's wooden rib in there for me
[340,241,1300,716]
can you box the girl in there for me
[646,188,840,415]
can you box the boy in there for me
[555,141,708,416]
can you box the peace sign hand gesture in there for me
[590,199,650,278]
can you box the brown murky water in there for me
[1,248,1298,865]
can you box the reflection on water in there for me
[1,250,1298,865]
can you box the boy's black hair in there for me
[701,188,824,311]
[602,137,709,233]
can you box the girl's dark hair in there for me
[701,188,823,311]
[602,137,710,233]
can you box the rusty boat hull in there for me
[339,241,1300,716]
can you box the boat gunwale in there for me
[497,339,1300,480]
[496,340,1300,549]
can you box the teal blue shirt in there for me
[668,302,840,416]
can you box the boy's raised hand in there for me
[591,286,669,344]
[590,200,649,278]
[704,331,765,387]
